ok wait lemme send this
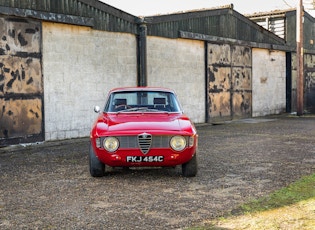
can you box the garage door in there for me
[207,43,252,123]
[305,54,315,114]
[0,16,43,146]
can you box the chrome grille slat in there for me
[116,135,171,153]
[119,136,137,148]
[152,135,170,148]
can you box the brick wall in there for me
[42,22,137,140]
[252,48,286,117]
[41,23,287,141]
[147,36,206,123]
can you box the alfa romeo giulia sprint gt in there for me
[89,87,198,177]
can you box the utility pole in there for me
[296,0,304,116]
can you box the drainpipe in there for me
[137,18,147,87]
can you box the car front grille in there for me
[137,133,152,154]
[115,135,171,154]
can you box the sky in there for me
[100,0,315,16]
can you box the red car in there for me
[89,87,198,177]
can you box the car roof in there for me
[109,87,175,94]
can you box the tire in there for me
[182,153,197,177]
[89,143,105,177]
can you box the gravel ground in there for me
[0,115,315,229]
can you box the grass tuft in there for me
[238,173,315,214]
[188,173,315,230]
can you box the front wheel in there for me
[182,153,197,177]
[89,143,105,177]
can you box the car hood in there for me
[95,113,194,135]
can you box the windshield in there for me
[104,90,182,113]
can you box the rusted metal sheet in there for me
[290,53,297,112]
[208,67,231,119]
[306,72,315,113]
[209,91,231,119]
[0,16,43,146]
[231,46,251,66]
[232,67,252,118]
[232,91,252,118]
[304,54,315,113]
[208,44,231,65]
[1,98,42,138]
[0,56,42,95]
[231,46,252,118]
[207,43,252,123]
[290,52,315,114]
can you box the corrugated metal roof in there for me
[144,5,285,45]
[0,0,288,46]
[0,0,138,33]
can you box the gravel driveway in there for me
[1,115,315,229]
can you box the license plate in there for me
[126,156,164,163]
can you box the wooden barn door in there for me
[305,54,315,114]
[207,43,252,123]
[0,16,43,146]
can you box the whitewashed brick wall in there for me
[252,48,286,117]
[42,23,286,141]
[42,22,137,140]
[147,37,206,123]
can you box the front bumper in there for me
[92,144,197,167]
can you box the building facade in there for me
[250,9,315,114]
[0,1,300,146]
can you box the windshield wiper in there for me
[117,107,169,113]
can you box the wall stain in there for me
[18,32,28,46]
[8,29,15,38]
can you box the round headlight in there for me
[103,137,119,152]
[170,136,186,151]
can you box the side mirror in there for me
[94,106,100,113]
